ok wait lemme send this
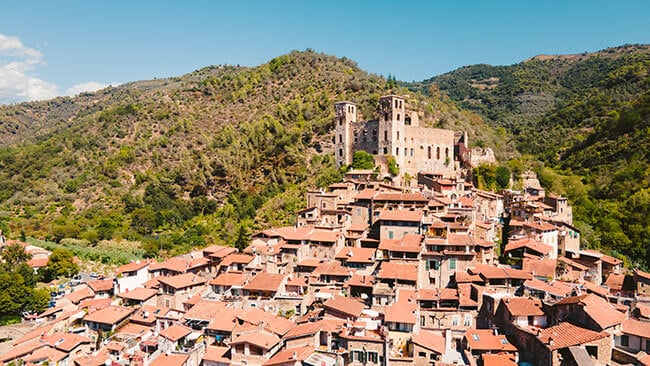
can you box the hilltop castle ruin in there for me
[334,95,469,180]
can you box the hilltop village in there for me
[1,97,650,366]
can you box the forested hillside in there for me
[0,50,502,259]
[409,44,650,267]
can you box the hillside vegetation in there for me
[0,50,501,259]
[409,44,650,267]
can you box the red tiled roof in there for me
[335,247,376,263]
[537,322,609,350]
[149,353,189,366]
[313,261,352,277]
[210,272,246,287]
[636,269,650,281]
[64,286,95,304]
[417,288,459,302]
[346,274,375,288]
[379,234,422,253]
[117,287,157,301]
[411,329,445,354]
[384,298,417,324]
[158,273,206,289]
[505,237,553,256]
[23,345,67,363]
[159,324,192,342]
[604,273,625,291]
[220,253,255,266]
[231,332,280,350]
[374,192,428,202]
[348,223,369,232]
[472,264,532,280]
[237,307,295,336]
[203,244,238,258]
[84,306,133,325]
[465,329,517,352]
[354,189,379,200]
[378,262,418,282]
[42,332,91,352]
[27,258,49,268]
[323,295,365,318]
[87,279,114,292]
[582,250,622,266]
[556,293,625,329]
[482,353,517,366]
[622,318,650,339]
[242,272,285,292]
[502,297,545,316]
[378,209,422,222]
[116,260,149,274]
[522,258,557,278]
[1,338,46,362]
[264,345,314,366]
[524,278,573,298]
[202,346,230,363]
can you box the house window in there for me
[383,147,388,154]
[418,352,426,358]
[452,315,459,326]
[421,316,425,326]
[367,352,378,364]
[430,260,440,270]
[464,315,472,326]
[430,353,437,361]
[339,134,343,143]
[397,131,400,140]
[397,113,400,121]
[621,334,629,347]
[449,258,456,270]
[388,231,394,239]
[436,147,440,160]
[384,131,388,141]
[410,148,413,157]
[428,146,431,159]
[339,148,343,157]
[396,147,399,156]
[357,208,362,215]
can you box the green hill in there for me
[408,44,650,267]
[0,50,500,258]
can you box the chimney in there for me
[292,351,298,360]
[548,337,554,346]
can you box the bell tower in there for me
[334,101,356,167]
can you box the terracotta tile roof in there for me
[354,189,379,200]
[202,346,230,363]
[637,303,650,319]
[130,305,164,324]
[231,332,280,350]
[297,258,323,267]
[116,322,153,337]
[556,293,625,329]
[384,298,417,324]
[283,318,344,339]
[237,307,295,336]
[345,274,375,288]
[522,258,557,278]
[1,338,46,362]
[242,272,285,292]
[505,237,553,256]
[502,297,545,316]
[605,273,625,291]
[524,278,573,298]
[378,262,418,282]
[622,318,650,339]
[79,297,112,312]
[116,260,149,274]
[149,353,189,366]
[482,353,517,366]
[158,273,206,289]
[23,345,67,363]
[323,295,366,318]
[348,223,369,232]
[582,250,622,266]
[83,306,133,325]
[263,226,340,243]
[264,345,314,366]
[117,287,158,301]
[220,253,255,266]
[87,279,114,292]
[537,322,609,350]
[27,257,49,268]
[377,209,423,222]
[203,244,238,258]
[142,277,160,289]
[64,286,95,304]
[205,308,239,332]
[379,234,423,252]
[412,329,446,354]
[286,276,308,287]
[458,283,480,307]
[640,354,650,366]
[335,247,376,263]
[524,221,557,232]
[12,323,54,346]
[42,332,91,352]
[159,324,192,342]
[636,269,650,281]
[464,329,517,352]
[313,261,352,277]
[210,272,246,287]
[374,192,428,202]
[149,257,188,273]
[558,256,590,271]
[472,264,532,280]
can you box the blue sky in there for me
[1,0,649,103]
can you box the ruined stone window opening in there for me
[339,148,343,156]
[383,147,388,154]
[405,116,411,125]
[384,131,388,141]
[339,134,343,143]
[397,113,400,121]
[384,113,389,121]
[397,131,400,140]
[339,117,343,126]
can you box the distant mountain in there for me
[0,50,500,255]
[407,44,650,266]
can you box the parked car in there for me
[90,272,99,278]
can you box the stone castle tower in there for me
[335,95,462,180]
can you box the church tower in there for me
[334,101,357,167]
[377,95,406,168]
